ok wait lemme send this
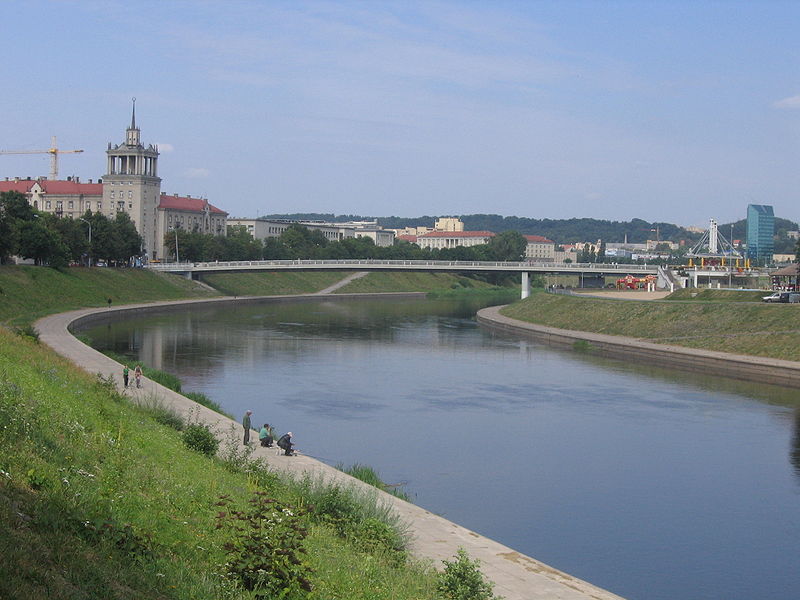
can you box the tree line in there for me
[0,191,141,267]
[166,223,530,264]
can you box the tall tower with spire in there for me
[102,99,162,258]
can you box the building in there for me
[103,104,162,257]
[227,218,395,247]
[158,194,228,257]
[416,230,495,250]
[0,104,227,261]
[746,204,774,263]
[523,235,555,261]
[434,217,464,232]
[0,177,102,219]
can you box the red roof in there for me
[0,179,102,195]
[524,235,554,243]
[418,231,495,238]
[397,234,418,243]
[158,194,227,215]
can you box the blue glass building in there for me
[746,204,774,263]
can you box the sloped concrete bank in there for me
[36,294,625,600]
[477,305,800,389]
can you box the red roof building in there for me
[158,193,228,242]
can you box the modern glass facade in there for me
[746,204,774,263]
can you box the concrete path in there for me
[35,297,626,600]
[314,271,369,294]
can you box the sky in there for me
[2,0,799,226]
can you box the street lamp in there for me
[79,218,92,266]
[172,226,180,263]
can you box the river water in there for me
[83,296,800,600]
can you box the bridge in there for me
[146,259,660,298]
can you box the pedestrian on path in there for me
[242,410,253,445]
[134,365,143,388]
[122,365,129,388]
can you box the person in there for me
[122,365,129,388]
[259,423,274,447]
[242,410,253,445]
[276,432,295,456]
[134,365,143,389]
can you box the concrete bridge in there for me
[146,259,660,298]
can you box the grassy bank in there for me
[0,326,443,599]
[199,271,350,296]
[333,271,500,293]
[501,289,800,361]
[0,266,219,327]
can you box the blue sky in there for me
[2,0,799,226]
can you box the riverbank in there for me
[499,288,800,362]
[34,294,625,600]
[477,303,800,389]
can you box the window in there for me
[110,191,115,199]
[68,200,74,209]
[45,200,51,209]
[128,191,132,199]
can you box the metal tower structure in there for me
[686,218,742,260]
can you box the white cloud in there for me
[773,95,800,109]
[156,142,175,152]
[184,167,210,178]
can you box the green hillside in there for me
[0,327,440,599]
[501,289,800,361]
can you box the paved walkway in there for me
[35,296,625,600]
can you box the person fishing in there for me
[276,431,295,456]
[259,423,274,447]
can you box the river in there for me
[82,295,800,600]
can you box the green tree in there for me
[17,220,69,267]
[487,230,526,261]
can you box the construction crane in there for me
[0,136,84,181]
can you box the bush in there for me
[437,548,500,600]
[215,492,313,597]
[182,423,218,456]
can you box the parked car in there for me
[762,292,800,303]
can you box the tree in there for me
[17,220,69,267]
[487,231,526,261]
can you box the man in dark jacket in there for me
[276,432,294,456]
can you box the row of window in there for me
[110,191,133,199]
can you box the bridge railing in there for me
[145,259,658,272]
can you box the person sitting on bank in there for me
[276,432,295,456]
[259,423,274,447]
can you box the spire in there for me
[126,97,141,146]
[130,97,137,130]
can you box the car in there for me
[761,292,800,303]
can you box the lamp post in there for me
[172,226,180,263]
[79,218,92,266]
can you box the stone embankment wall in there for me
[477,305,800,389]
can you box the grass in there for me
[338,463,412,502]
[199,271,349,296]
[0,326,441,599]
[0,266,219,327]
[334,271,499,293]
[501,288,800,361]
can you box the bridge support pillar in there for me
[521,272,531,299]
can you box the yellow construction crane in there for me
[0,136,84,181]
